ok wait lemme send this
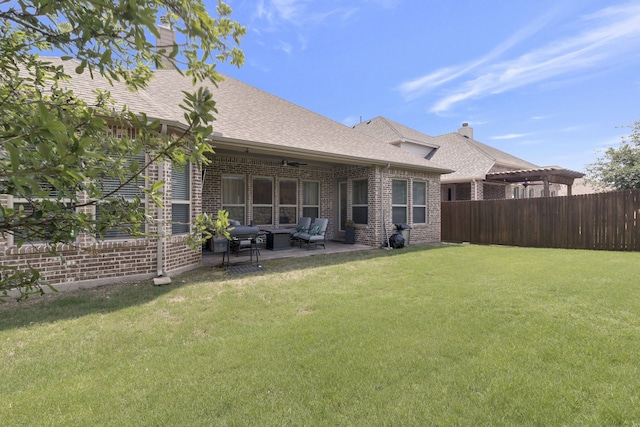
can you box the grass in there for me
[2,244,640,425]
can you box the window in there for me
[279,179,297,225]
[351,178,368,224]
[96,153,146,239]
[10,182,69,244]
[253,177,273,225]
[392,179,407,224]
[222,175,245,223]
[302,181,319,220]
[172,162,190,234]
[413,181,427,223]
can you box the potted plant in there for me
[344,219,356,244]
[210,209,233,253]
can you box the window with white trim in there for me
[302,181,319,220]
[252,177,273,225]
[392,179,407,224]
[10,183,70,245]
[96,152,146,240]
[222,175,246,223]
[278,179,297,225]
[351,178,368,225]
[413,181,427,223]
[171,162,191,234]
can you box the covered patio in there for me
[202,240,376,267]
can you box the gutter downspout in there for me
[381,163,391,249]
[156,124,168,279]
[472,179,478,201]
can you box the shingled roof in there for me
[352,116,439,149]
[44,57,452,174]
[354,117,537,182]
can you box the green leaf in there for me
[45,120,67,133]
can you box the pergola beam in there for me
[485,167,584,197]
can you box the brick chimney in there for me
[156,16,175,69]
[458,122,473,139]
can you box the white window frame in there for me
[222,175,246,223]
[252,176,273,225]
[412,180,427,224]
[96,152,147,240]
[7,191,73,246]
[392,179,407,224]
[171,161,191,235]
[351,178,368,225]
[302,180,320,220]
[278,178,298,225]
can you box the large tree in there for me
[0,0,244,299]
[587,120,640,191]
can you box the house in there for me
[353,117,584,200]
[557,178,602,196]
[0,58,452,291]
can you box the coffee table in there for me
[263,229,292,250]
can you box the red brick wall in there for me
[1,155,202,289]
[203,155,442,246]
[1,152,443,291]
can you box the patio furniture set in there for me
[218,217,329,269]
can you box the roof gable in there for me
[430,132,537,181]
[354,117,439,148]
[354,116,538,181]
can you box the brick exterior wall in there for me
[441,181,509,201]
[383,167,442,244]
[2,151,444,291]
[1,239,157,286]
[1,149,202,290]
[483,182,507,200]
[203,155,442,246]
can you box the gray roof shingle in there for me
[354,116,537,182]
[45,58,452,174]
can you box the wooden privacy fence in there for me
[441,190,640,251]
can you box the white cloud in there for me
[364,0,400,10]
[278,40,293,54]
[255,0,359,27]
[249,0,362,52]
[398,2,640,114]
[398,6,560,100]
[491,133,529,140]
[267,0,303,22]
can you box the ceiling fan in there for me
[281,159,307,167]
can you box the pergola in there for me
[485,166,585,197]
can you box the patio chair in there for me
[297,218,329,250]
[289,216,312,245]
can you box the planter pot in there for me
[212,238,229,253]
[345,226,356,244]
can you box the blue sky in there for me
[213,0,640,173]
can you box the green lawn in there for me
[2,244,640,425]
